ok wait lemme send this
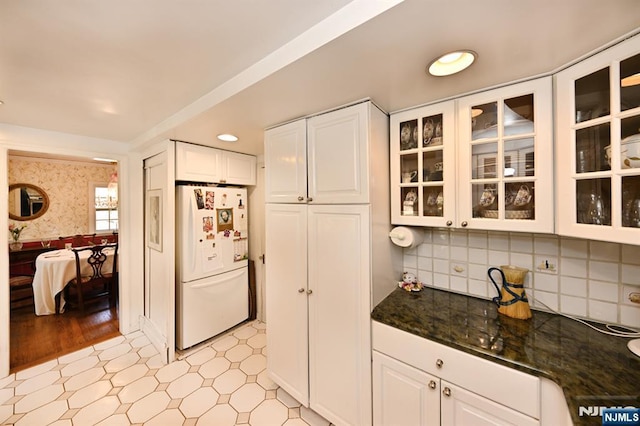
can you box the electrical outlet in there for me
[623,285,640,305]
[535,259,557,274]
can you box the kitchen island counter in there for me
[371,287,640,425]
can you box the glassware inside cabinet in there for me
[622,176,640,227]
[423,186,444,217]
[400,153,419,183]
[620,53,640,112]
[423,150,443,182]
[576,124,611,173]
[401,187,419,216]
[576,178,611,225]
[575,67,610,123]
[399,119,419,151]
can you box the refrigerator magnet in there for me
[203,216,214,233]
[205,191,215,210]
[194,189,205,209]
[217,208,233,232]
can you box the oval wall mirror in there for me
[8,183,50,221]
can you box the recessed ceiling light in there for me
[217,134,238,142]
[427,50,476,77]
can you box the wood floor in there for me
[10,300,120,373]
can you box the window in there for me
[92,183,118,232]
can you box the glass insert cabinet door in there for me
[556,34,640,244]
[390,101,456,226]
[457,77,554,232]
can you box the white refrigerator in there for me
[176,184,249,350]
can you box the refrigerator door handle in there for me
[186,193,198,274]
[191,269,246,289]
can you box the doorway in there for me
[7,151,121,372]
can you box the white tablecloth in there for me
[33,248,116,315]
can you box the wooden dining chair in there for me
[58,233,97,248]
[9,258,37,310]
[58,242,118,313]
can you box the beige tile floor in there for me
[0,320,331,426]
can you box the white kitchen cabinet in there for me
[265,101,401,426]
[440,381,538,426]
[265,102,370,204]
[372,321,541,426]
[266,205,379,426]
[390,78,553,233]
[373,351,440,426]
[264,119,307,203]
[264,204,309,405]
[220,150,257,185]
[555,33,640,244]
[390,101,456,227]
[457,77,554,233]
[175,141,256,185]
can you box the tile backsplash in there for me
[401,228,640,328]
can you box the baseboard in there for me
[139,315,169,364]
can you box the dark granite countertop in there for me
[371,287,640,425]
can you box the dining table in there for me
[32,246,116,315]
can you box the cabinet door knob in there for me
[307,197,313,202]
[443,387,451,397]
[298,288,305,293]
[461,221,468,227]
[446,220,453,226]
[436,359,444,368]
[297,196,304,202]
[307,289,313,295]
[429,380,437,390]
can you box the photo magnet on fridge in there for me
[194,189,205,209]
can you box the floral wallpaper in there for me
[8,156,115,242]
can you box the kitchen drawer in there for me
[372,321,540,419]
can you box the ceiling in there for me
[1,0,640,156]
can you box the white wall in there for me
[402,228,640,328]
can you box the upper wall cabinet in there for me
[556,34,640,244]
[264,119,308,203]
[175,141,257,185]
[457,77,554,233]
[391,77,553,233]
[265,102,373,204]
[390,101,456,227]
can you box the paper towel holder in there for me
[389,226,424,248]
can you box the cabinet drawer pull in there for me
[429,380,437,390]
[446,220,453,226]
[443,387,451,397]
[461,221,468,227]
[307,197,313,202]
[436,359,444,368]
[298,288,305,293]
[297,196,304,202]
